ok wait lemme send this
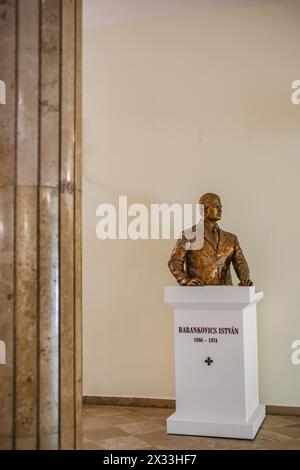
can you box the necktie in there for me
[212,226,219,248]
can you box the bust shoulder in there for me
[180,224,199,242]
[220,229,237,242]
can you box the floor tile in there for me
[83,405,300,451]
[94,435,151,450]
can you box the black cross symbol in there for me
[204,357,214,366]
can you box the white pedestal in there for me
[165,286,265,440]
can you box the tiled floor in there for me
[83,405,300,450]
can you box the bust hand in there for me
[186,278,204,286]
[178,278,203,286]
[239,279,253,286]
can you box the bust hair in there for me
[199,193,221,205]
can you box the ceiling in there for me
[83,0,289,29]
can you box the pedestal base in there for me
[167,404,266,440]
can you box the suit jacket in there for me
[168,224,250,285]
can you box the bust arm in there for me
[168,234,190,285]
[232,236,252,284]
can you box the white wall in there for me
[83,0,289,28]
[83,0,300,406]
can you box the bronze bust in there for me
[168,193,253,287]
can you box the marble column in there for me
[0,0,82,450]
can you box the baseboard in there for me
[83,396,175,409]
[83,396,300,416]
[266,405,300,417]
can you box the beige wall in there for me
[83,0,300,405]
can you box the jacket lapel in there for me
[204,225,218,251]
[218,228,226,249]
[204,225,226,252]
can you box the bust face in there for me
[203,196,222,222]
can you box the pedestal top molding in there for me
[164,286,263,310]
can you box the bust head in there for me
[199,193,222,223]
